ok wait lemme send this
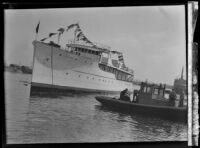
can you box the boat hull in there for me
[95,96,187,122]
[30,41,133,95]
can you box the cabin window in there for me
[164,93,169,99]
[110,68,114,73]
[100,65,103,70]
[159,89,164,97]
[113,69,115,74]
[124,74,127,81]
[92,51,95,54]
[146,87,151,93]
[108,67,111,72]
[117,71,122,80]
[122,73,126,81]
[115,70,118,75]
[154,88,159,95]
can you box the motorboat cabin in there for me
[133,82,173,107]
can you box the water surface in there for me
[5,71,187,143]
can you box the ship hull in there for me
[30,41,133,96]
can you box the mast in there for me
[181,66,184,79]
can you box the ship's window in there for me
[124,74,127,81]
[122,73,125,81]
[159,89,164,97]
[110,68,113,73]
[108,67,110,72]
[117,71,122,80]
[106,66,109,72]
[146,87,151,93]
[99,65,103,70]
[115,70,118,75]
[154,88,159,95]
[91,51,95,54]
[164,93,169,99]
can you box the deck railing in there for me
[67,39,111,50]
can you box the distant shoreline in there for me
[4,64,32,74]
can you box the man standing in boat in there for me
[120,88,130,102]
[169,89,177,106]
[179,90,185,107]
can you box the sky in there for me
[4,6,186,85]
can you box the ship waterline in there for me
[31,40,134,95]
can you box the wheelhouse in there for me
[136,82,170,106]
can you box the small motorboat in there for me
[95,82,187,122]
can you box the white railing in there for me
[67,39,111,50]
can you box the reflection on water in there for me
[5,71,187,143]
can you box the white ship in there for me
[30,23,134,95]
